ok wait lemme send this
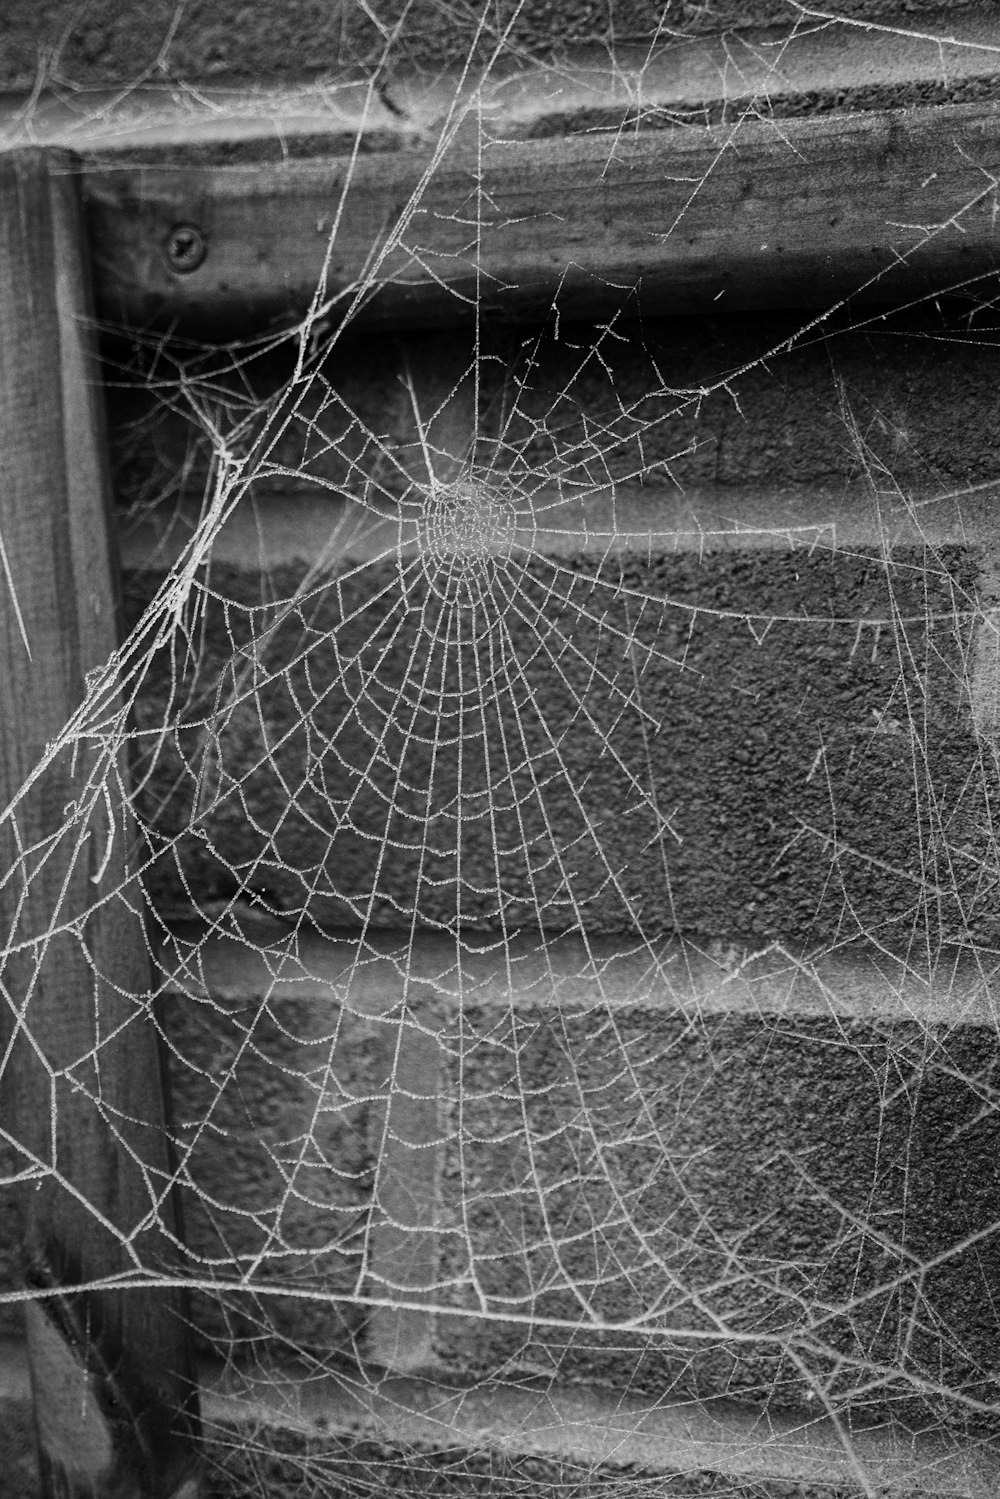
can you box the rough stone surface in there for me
[123,543,987,951]
[158,977,377,1354]
[430,1002,1000,1430]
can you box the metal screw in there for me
[164,223,206,274]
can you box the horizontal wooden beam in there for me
[81,100,1000,334]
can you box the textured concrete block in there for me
[421,949,1000,1430]
[123,541,986,952]
[158,936,379,1353]
[152,929,460,1366]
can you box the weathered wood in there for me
[0,148,201,1497]
[83,100,1000,334]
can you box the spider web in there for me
[4,3,1000,1496]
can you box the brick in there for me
[157,931,380,1354]
[121,539,985,952]
[390,940,1000,1432]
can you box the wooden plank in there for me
[0,148,202,1497]
[83,100,1000,334]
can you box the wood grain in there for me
[82,101,1000,334]
[0,147,201,1498]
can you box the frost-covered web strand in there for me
[3,6,1000,1497]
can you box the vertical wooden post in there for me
[0,149,202,1498]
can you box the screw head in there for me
[165,223,207,274]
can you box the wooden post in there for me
[0,149,202,1498]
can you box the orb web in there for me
[3,6,1000,1498]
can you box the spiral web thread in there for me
[5,4,1000,1495]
